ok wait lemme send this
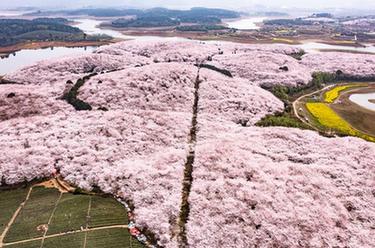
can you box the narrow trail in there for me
[82,196,92,248]
[0,187,33,248]
[176,67,202,248]
[293,85,334,130]
[40,192,63,248]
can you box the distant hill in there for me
[0,18,108,47]
[27,7,240,21]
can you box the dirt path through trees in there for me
[176,67,202,248]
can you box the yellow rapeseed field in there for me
[306,102,375,142]
[324,84,364,103]
[271,38,294,43]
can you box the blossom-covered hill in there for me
[1,40,374,248]
[188,123,375,248]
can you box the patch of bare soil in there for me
[36,178,76,193]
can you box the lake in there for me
[1,18,375,75]
[0,46,96,75]
[225,17,267,30]
[72,18,187,41]
[0,11,26,17]
[297,42,375,54]
[349,92,375,111]
[0,19,188,75]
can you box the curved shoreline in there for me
[295,83,375,140]
[349,92,375,111]
[0,40,113,57]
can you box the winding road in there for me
[292,85,334,131]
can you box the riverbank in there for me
[0,40,114,57]
[98,24,375,48]
[295,82,375,140]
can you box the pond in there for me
[349,92,375,111]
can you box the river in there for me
[0,18,187,75]
[1,18,375,75]
[349,92,375,111]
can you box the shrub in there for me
[256,112,311,129]
[199,64,232,77]
[63,78,93,111]
[289,49,306,60]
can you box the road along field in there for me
[294,82,375,142]
[0,183,144,248]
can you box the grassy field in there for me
[43,233,85,248]
[0,184,144,248]
[0,188,29,234]
[4,187,61,242]
[87,228,144,248]
[5,240,42,248]
[88,196,128,228]
[47,194,91,234]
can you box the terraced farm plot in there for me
[88,196,128,228]
[47,194,91,234]
[0,187,29,234]
[4,187,61,243]
[86,228,144,248]
[0,185,144,248]
[43,233,85,248]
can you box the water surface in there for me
[349,92,375,111]
[0,46,96,75]
[0,19,187,75]
[2,18,375,75]
[297,42,375,54]
[72,18,187,41]
[225,17,267,30]
[0,11,25,17]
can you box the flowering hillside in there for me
[207,52,312,87]
[187,124,375,248]
[0,85,73,121]
[302,52,375,79]
[3,53,151,96]
[1,40,375,248]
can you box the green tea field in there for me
[0,184,144,248]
